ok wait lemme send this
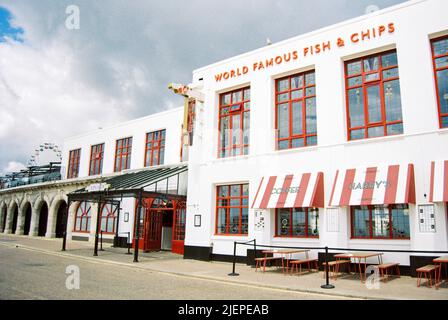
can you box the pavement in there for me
[1,234,447,300]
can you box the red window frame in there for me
[114,137,132,172]
[218,87,250,158]
[274,207,319,238]
[345,50,403,140]
[215,184,249,236]
[144,129,166,167]
[350,204,410,240]
[174,201,186,241]
[100,203,118,234]
[89,143,104,176]
[275,70,317,150]
[67,149,81,179]
[73,202,91,233]
[431,35,448,128]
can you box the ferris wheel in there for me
[27,143,62,166]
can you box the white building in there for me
[60,107,188,254]
[1,0,447,273]
[183,0,448,271]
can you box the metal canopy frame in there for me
[62,165,188,262]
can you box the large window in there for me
[351,204,410,239]
[431,36,448,128]
[74,202,91,232]
[144,129,166,167]
[218,87,250,158]
[89,143,104,176]
[114,137,132,172]
[276,208,319,238]
[67,149,81,179]
[216,184,248,235]
[345,50,403,140]
[100,203,118,234]
[275,71,317,150]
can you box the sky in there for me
[0,0,407,174]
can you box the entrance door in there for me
[172,201,186,255]
[146,209,163,251]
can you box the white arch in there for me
[0,202,7,233]
[47,194,68,238]
[16,200,32,235]
[5,200,19,234]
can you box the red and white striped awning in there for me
[328,164,415,207]
[429,160,448,202]
[251,172,324,209]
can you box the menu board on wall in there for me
[254,210,265,232]
[418,204,436,233]
[326,208,339,232]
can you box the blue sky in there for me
[0,7,23,42]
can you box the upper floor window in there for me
[216,184,248,235]
[431,36,448,128]
[275,71,317,150]
[345,50,403,140]
[145,129,166,167]
[218,87,250,158]
[67,149,81,179]
[114,137,132,172]
[89,143,104,176]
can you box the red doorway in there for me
[133,197,185,255]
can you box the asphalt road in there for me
[0,243,345,300]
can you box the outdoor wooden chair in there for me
[255,257,283,272]
[289,258,319,275]
[378,263,400,282]
[321,260,351,280]
[416,265,441,288]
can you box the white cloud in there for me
[2,161,26,175]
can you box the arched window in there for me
[74,202,91,232]
[151,197,173,208]
[100,203,118,234]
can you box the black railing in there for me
[229,240,448,289]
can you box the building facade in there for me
[184,0,448,266]
[1,0,447,270]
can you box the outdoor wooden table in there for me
[433,256,448,289]
[261,249,310,273]
[334,252,384,282]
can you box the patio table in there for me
[334,252,383,282]
[261,249,310,273]
[433,256,448,289]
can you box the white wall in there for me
[61,107,184,179]
[185,0,448,260]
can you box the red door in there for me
[172,201,186,255]
[146,209,163,251]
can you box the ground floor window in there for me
[100,203,118,234]
[74,202,91,232]
[216,184,249,235]
[275,208,319,238]
[351,204,410,239]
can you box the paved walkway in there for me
[1,234,447,300]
